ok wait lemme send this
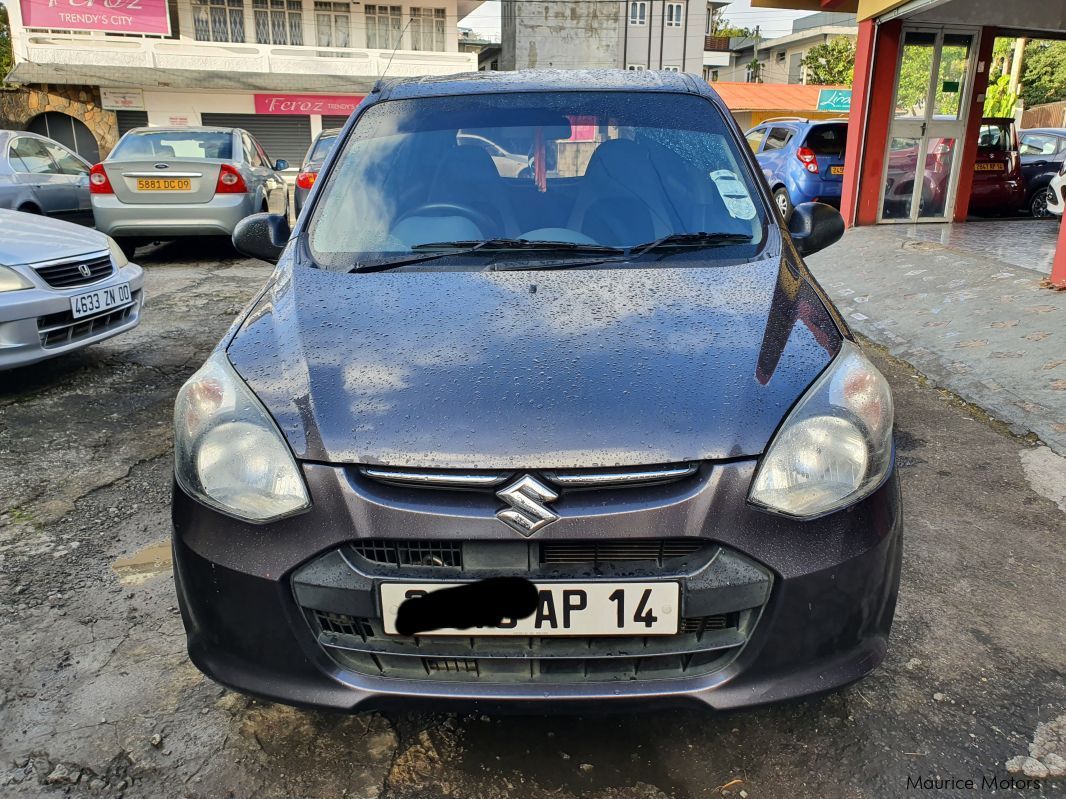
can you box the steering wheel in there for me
[395,202,497,236]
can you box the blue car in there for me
[745,118,848,219]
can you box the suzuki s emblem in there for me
[495,475,559,536]
[77,264,92,277]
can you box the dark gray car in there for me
[0,130,92,225]
[173,70,901,712]
[294,128,341,217]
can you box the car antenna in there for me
[380,18,414,83]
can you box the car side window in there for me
[241,133,264,167]
[1020,134,1058,156]
[44,142,89,176]
[253,138,274,168]
[745,128,766,153]
[762,127,793,152]
[11,137,59,174]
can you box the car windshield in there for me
[111,131,233,160]
[803,124,847,156]
[978,123,1011,152]
[307,91,767,270]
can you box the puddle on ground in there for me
[112,539,173,586]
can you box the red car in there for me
[968,117,1025,216]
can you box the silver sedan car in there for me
[91,126,289,256]
[0,130,93,225]
[0,209,144,369]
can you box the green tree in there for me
[1019,40,1066,108]
[983,74,1018,117]
[0,6,13,84]
[801,37,856,86]
[711,16,754,39]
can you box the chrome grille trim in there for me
[31,251,113,288]
[543,464,698,486]
[359,463,699,490]
[361,467,510,487]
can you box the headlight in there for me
[174,351,310,522]
[106,236,129,268]
[0,265,32,292]
[749,340,893,519]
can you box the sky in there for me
[459,0,812,42]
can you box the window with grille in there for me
[629,1,647,25]
[253,0,303,44]
[666,2,684,27]
[315,1,350,48]
[365,4,403,49]
[192,0,245,43]
[410,7,445,51]
[626,63,646,71]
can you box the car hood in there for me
[227,253,842,469]
[0,209,108,266]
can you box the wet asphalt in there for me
[0,241,1063,799]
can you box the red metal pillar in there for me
[951,28,997,221]
[841,18,903,227]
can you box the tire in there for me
[1030,188,1052,219]
[773,187,793,222]
[115,239,140,260]
[17,204,42,215]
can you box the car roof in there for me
[124,126,237,135]
[375,69,704,101]
[1020,127,1066,135]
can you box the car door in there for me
[759,126,794,187]
[243,132,287,215]
[42,140,92,224]
[8,136,73,217]
[1019,132,1060,189]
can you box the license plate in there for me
[829,165,845,175]
[380,581,680,636]
[974,163,1005,172]
[136,178,191,191]
[70,282,132,319]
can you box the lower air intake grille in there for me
[540,539,705,565]
[351,539,463,568]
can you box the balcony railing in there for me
[704,35,731,52]
[21,33,476,79]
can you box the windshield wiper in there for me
[349,239,624,274]
[628,232,754,259]
[488,231,755,272]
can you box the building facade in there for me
[717,11,856,84]
[501,0,728,75]
[5,0,482,164]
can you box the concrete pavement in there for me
[807,219,1066,456]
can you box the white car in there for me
[1046,165,1065,217]
[0,209,144,369]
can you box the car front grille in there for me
[346,538,710,570]
[309,609,752,683]
[32,253,113,288]
[37,290,140,349]
[296,541,772,685]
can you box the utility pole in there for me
[1008,37,1027,95]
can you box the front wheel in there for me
[773,187,793,222]
[115,238,141,260]
[1030,188,1052,219]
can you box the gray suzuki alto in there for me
[172,70,901,712]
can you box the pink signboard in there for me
[254,94,367,116]
[20,0,171,35]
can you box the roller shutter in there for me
[200,113,311,167]
[322,115,349,130]
[116,111,149,136]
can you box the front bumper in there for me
[0,264,144,369]
[173,459,902,712]
[91,194,256,239]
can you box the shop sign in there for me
[254,94,366,116]
[101,88,145,111]
[816,89,852,114]
[20,0,171,35]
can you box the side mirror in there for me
[274,159,289,171]
[788,202,845,257]
[232,212,290,264]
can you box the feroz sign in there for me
[254,94,366,116]
[100,88,145,111]
[20,0,171,35]
[816,88,853,114]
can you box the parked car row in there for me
[745,116,1066,221]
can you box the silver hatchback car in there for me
[91,127,289,256]
[0,130,93,225]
